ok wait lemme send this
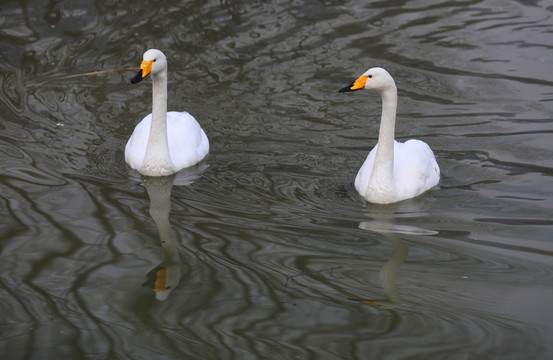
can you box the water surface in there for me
[1,0,553,359]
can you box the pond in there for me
[1,0,552,359]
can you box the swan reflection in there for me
[352,204,437,309]
[139,163,208,300]
[140,174,182,301]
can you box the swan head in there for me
[339,67,396,93]
[131,49,167,84]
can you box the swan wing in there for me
[166,111,209,170]
[125,114,152,170]
[354,145,378,198]
[393,139,440,199]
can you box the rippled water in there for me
[1,0,553,359]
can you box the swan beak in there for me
[130,60,153,84]
[339,75,368,92]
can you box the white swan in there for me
[340,67,440,204]
[125,49,209,176]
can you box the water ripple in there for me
[1,0,553,359]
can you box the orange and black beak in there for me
[130,59,153,84]
[339,75,368,92]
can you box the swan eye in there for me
[153,59,157,62]
[368,75,372,78]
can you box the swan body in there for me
[340,67,439,204]
[125,49,209,176]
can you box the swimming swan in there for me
[125,49,209,176]
[340,67,439,204]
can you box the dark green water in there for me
[1,0,553,359]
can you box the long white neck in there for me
[141,69,174,175]
[369,86,397,192]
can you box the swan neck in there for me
[142,70,174,175]
[150,71,168,145]
[378,88,397,149]
[371,87,397,186]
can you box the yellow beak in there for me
[339,75,368,92]
[351,75,368,90]
[139,60,153,78]
[130,60,153,84]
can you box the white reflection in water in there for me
[139,163,209,301]
[353,203,438,309]
[0,0,552,357]
[141,175,182,301]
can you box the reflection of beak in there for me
[142,261,181,301]
[154,268,167,292]
[339,75,368,92]
[130,60,153,84]
[142,265,168,290]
